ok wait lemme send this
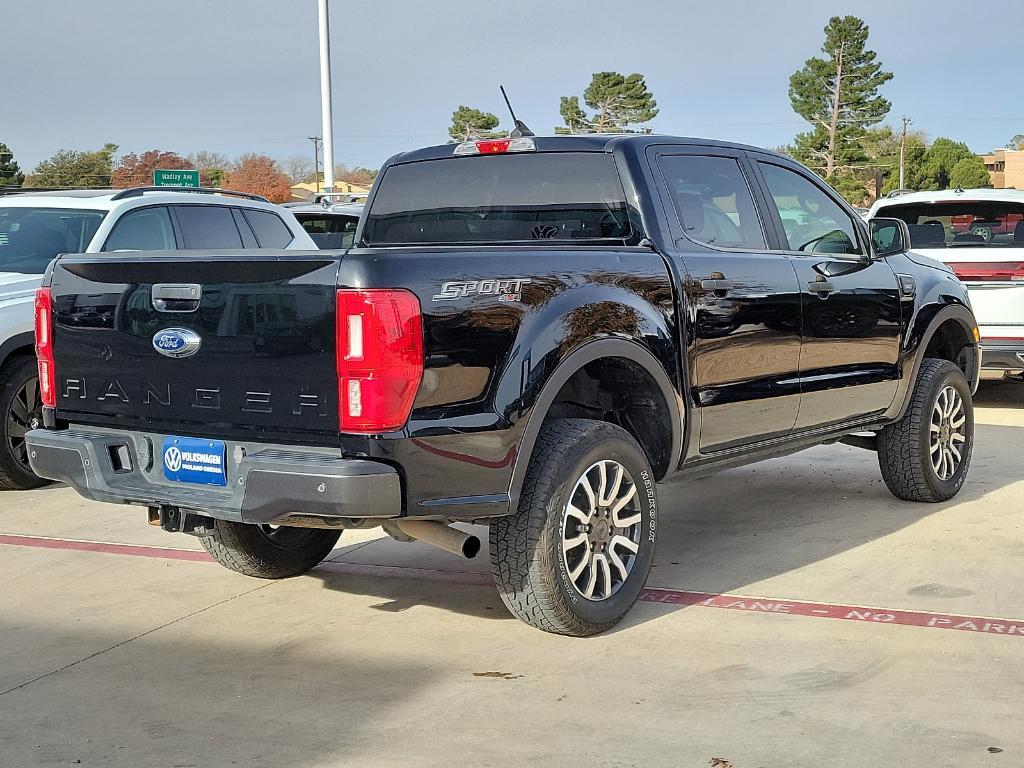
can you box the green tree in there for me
[448,106,506,142]
[920,138,974,190]
[0,143,25,187]
[788,16,893,181]
[1008,134,1024,151]
[24,144,118,188]
[861,125,929,195]
[557,72,658,134]
[949,156,991,189]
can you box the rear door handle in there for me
[807,279,836,297]
[152,283,202,312]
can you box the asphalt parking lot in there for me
[1,381,1021,768]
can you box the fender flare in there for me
[894,303,979,418]
[507,338,684,510]
[0,332,34,369]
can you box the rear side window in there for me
[243,209,294,248]
[363,152,631,245]
[174,205,243,249]
[103,207,176,251]
[660,155,766,249]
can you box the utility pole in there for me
[309,136,322,194]
[317,0,335,194]
[899,116,911,191]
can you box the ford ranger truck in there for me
[26,135,981,636]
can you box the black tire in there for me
[200,520,341,579]
[490,419,657,636]
[0,355,48,491]
[878,359,974,502]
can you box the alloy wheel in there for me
[7,375,41,469]
[561,459,643,601]
[930,385,967,481]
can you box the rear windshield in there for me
[878,201,1024,248]
[0,207,106,274]
[362,152,631,245]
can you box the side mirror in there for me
[870,217,910,258]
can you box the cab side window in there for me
[103,207,176,251]
[758,163,862,255]
[660,155,766,250]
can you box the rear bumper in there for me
[979,341,1024,373]
[25,427,402,525]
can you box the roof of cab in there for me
[390,134,789,165]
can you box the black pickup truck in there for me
[26,135,980,636]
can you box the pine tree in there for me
[557,72,658,134]
[789,16,893,179]
[448,106,506,142]
[0,143,25,187]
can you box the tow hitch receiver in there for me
[148,506,214,535]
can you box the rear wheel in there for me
[878,359,974,502]
[490,419,657,636]
[0,355,48,491]
[200,520,341,578]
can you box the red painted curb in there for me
[0,533,212,562]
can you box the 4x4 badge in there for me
[152,328,202,358]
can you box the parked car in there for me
[0,187,316,489]
[869,188,1024,380]
[285,201,362,249]
[26,136,980,635]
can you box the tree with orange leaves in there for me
[111,150,207,188]
[226,154,293,203]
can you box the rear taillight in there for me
[336,289,423,433]
[34,287,55,408]
[948,262,1024,282]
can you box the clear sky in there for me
[3,0,1019,173]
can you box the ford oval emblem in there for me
[152,328,202,358]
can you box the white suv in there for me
[0,187,317,489]
[870,188,1024,381]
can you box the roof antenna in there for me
[500,85,535,138]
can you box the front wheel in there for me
[490,419,658,636]
[878,359,974,502]
[200,520,341,579]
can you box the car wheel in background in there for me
[0,355,49,490]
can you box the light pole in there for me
[317,0,335,194]
[309,136,322,194]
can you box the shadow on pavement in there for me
[0,619,439,768]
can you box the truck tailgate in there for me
[49,252,342,445]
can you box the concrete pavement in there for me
[1,382,1022,767]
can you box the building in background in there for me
[290,180,370,202]
[982,149,1024,189]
